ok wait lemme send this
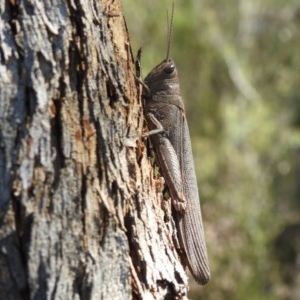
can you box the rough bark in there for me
[0,0,189,299]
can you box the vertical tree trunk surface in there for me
[0,0,190,299]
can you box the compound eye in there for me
[164,63,175,74]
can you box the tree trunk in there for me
[0,0,189,299]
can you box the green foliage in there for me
[124,1,300,298]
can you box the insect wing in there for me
[174,111,211,284]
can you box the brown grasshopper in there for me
[141,6,210,285]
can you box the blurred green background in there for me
[123,1,300,299]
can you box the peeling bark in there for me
[0,0,189,299]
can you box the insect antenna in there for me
[166,2,175,60]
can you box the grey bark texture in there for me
[0,0,189,299]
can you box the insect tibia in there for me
[133,73,150,94]
[142,113,164,137]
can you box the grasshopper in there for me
[141,6,210,285]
